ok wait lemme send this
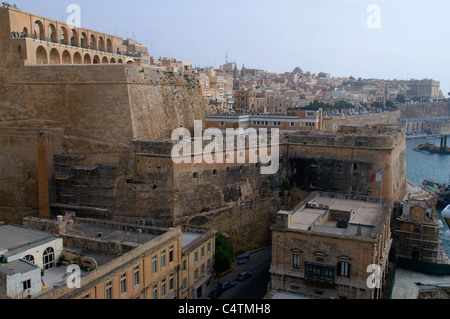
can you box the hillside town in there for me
[0,4,449,304]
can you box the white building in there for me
[0,224,63,299]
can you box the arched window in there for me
[60,26,69,45]
[110,57,116,63]
[93,55,100,64]
[34,20,45,40]
[102,56,108,64]
[23,255,35,264]
[71,29,79,47]
[36,46,48,64]
[90,34,97,50]
[106,38,113,53]
[81,32,88,48]
[48,23,57,43]
[98,36,105,51]
[43,247,55,270]
[83,53,92,64]
[73,52,82,64]
[62,50,71,64]
[49,48,60,64]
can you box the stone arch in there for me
[34,19,45,40]
[83,53,92,64]
[81,32,88,48]
[110,57,116,63]
[90,34,97,50]
[106,38,113,53]
[73,52,82,64]
[22,27,28,37]
[48,23,57,43]
[71,29,79,47]
[60,26,69,45]
[49,48,60,64]
[62,50,71,64]
[126,60,134,65]
[93,55,100,64]
[36,46,48,64]
[102,56,108,64]
[98,36,105,51]
[118,58,123,64]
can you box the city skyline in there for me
[12,0,450,95]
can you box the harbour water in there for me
[406,136,450,257]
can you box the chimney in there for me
[37,131,50,219]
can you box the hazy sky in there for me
[13,0,450,94]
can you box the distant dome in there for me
[292,67,303,74]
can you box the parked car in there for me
[218,281,235,291]
[236,253,250,264]
[237,271,252,281]
[208,289,222,299]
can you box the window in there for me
[194,269,198,281]
[169,246,174,263]
[161,250,166,268]
[183,278,187,290]
[219,121,225,126]
[22,279,31,291]
[182,259,186,271]
[201,264,205,275]
[169,274,174,290]
[207,242,211,253]
[23,255,35,264]
[201,247,205,258]
[305,264,335,282]
[43,247,55,271]
[152,255,158,273]
[293,254,301,270]
[161,279,166,296]
[105,281,112,299]
[120,273,127,294]
[134,266,140,285]
[337,262,351,278]
[290,122,296,127]
[153,285,158,299]
[194,251,198,263]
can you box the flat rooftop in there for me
[64,222,160,246]
[0,224,60,257]
[288,194,385,238]
[182,232,202,248]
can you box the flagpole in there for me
[379,170,383,214]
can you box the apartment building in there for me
[205,108,323,133]
[269,192,393,299]
[0,217,215,299]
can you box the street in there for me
[216,246,272,300]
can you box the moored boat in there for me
[421,179,450,208]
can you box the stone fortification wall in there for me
[1,65,213,143]
[331,111,400,127]
[400,102,450,119]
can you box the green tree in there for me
[214,232,234,274]
[396,94,406,104]
[279,180,292,198]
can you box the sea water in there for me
[406,136,450,257]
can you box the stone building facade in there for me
[0,6,407,255]
[269,192,393,299]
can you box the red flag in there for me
[371,172,383,183]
